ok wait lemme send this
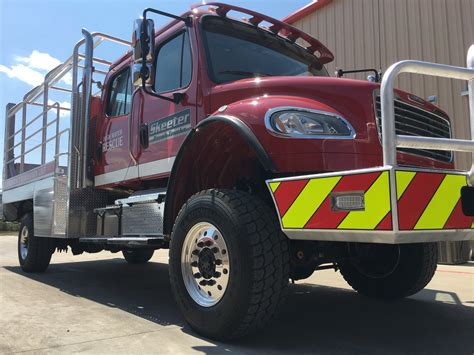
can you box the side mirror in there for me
[132,18,155,87]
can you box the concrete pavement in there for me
[1,233,473,354]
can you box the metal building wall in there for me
[291,0,474,168]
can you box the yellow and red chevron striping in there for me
[269,170,473,231]
[396,172,473,230]
[304,172,383,229]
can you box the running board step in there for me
[79,237,164,246]
[94,188,166,238]
[115,188,166,206]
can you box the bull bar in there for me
[267,45,474,244]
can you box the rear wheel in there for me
[169,189,289,340]
[122,249,154,264]
[18,214,53,273]
[339,243,438,299]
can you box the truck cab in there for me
[3,2,474,341]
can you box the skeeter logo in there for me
[149,109,191,145]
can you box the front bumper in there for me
[266,166,474,244]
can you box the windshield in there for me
[201,16,329,84]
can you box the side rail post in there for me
[3,103,15,180]
[468,45,474,184]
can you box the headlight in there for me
[267,108,355,138]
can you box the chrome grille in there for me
[375,96,452,162]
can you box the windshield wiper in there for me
[219,70,271,78]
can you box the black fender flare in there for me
[163,115,276,235]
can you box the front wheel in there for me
[169,189,290,340]
[339,243,438,300]
[18,214,54,273]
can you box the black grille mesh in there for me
[375,96,452,162]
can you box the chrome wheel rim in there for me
[19,226,29,260]
[181,222,230,307]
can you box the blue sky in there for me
[0,0,311,187]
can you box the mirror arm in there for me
[138,7,190,104]
[143,8,192,27]
[141,84,184,104]
[336,68,381,82]
[136,8,193,104]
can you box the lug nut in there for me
[199,280,207,286]
[215,259,222,266]
[192,249,200,256]
[191,261,198,267]
[193,272,201,279]
[214,271,221,278]
[207,280,216,286]
[205,240,213,247]
[212,247,219,254]
[197,242,204,248]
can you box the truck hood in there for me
[209,76,453,171]
[210,76,445,118]
[210,76,378,112]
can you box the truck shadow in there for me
[5,258,474,354]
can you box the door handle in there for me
[140,124,149,149]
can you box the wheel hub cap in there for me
[181,222,230,307]
[198,248,216,279]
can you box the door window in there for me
[154,31,192,93]
[106,69,132,117]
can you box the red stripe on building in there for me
[444,199,473,229]
[304,172,381,229]
[376,212,392,230]
[273,179,309,217]
[397,173,445,230]
[282,0,333,24]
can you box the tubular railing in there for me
[70,31,131,190]
[380,44,474,176]
[3,30,131,188]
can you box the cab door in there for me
[135,29,197,180]
[94,67,137,187]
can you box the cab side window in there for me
[106,69,132,117]
[154,31,192,93]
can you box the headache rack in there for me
[2,30,131,238]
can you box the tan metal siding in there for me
[292,0,474,168]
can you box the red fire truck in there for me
[3,3,474,340]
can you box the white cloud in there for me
[15,50,61,71]
[0,63,45,86]
[0,50,71,87]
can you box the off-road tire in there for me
[122,249,154,264]
[169,189,290,341]
[339,243,438,300]
[18,214,53,273]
